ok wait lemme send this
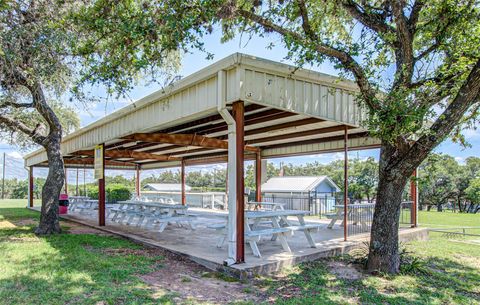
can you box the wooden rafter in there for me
[121,133,259,152]
[245,125,355,145]
[62,158,136,167]
[72,149,181,161]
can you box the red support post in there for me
[343,125,348,241]
[410,169,418,227]
[233,101,245,263]
[29,166,34,207]
[255,152,262,202]
[64,167,68,195]
[98,144,106,226]
[76,168,79,196]
[135,165,141,197]
[181,160,186,205]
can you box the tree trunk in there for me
[367,144,410,274]
[35,131,64,235]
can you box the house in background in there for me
[261,176,340,215]
[143,183,192,192]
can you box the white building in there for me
[261,176,340,214]
[143,183,192,192]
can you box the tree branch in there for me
[0,101,34,109]
[405,59,480,167]
[0,114,46,145]
[409,0,425,33]
[236,8,381,111]
[340,0,395,35]
[391,1,414,89]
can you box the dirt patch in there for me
[14,219,37,226]
[102,248,164,258]
[65,222,113,236]
[138,250,266,304]
[327,261,364,280]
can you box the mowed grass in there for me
[259,210,480,305]
[0,199,175,305]
[0,200,479,305]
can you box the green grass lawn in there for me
[0,199,479,304]
[0,199,176,304]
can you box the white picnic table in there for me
[214,209,321,257]
[327,203,375,229]
[112,200,195,232]
[71,199,98,213]
[246,201,285,211]
[68,196,90,211]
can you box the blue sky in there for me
[1,28,478,181]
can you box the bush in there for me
[82,184,131,203]
[107,184,131,203]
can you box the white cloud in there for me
[455,156,465,164]
[463,128,480,138]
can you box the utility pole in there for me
[1,153,5,200]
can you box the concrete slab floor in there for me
[28,207,428,278]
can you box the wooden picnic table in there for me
[215,209,320,257]
[112,200,194,232]
[327,203,375,229]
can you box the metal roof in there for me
[261,176,340,193]
[143,183,192,192]
[24,53,380,169]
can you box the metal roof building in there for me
[261,176,340,193]
[23,53,383,265]
[143,183,192,192]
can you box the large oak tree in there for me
[215,0,480,273]
[0,0,185,234]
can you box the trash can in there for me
[59,194,69,214]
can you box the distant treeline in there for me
[2,154,479,213]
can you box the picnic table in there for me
[71,199,98,213]
[213,209,321,257]
[68,196,90,211]
[112,200,195,232]
[246,201,285,211]
[326,203,375,229]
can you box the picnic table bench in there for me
[71,199,98,214]
[113,200,196,232]
[326,203,375,229]
[246,201,285,211]
[212,209,321,257]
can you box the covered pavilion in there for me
[24,53,418,267]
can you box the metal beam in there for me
[121,133,259,152]
[98,144,106,226]
[410,169,418,228]
[181,160,186,205]
[29,166,34,207]
[72,149,181,162]
[343,126,348,241]
[246,125,354,145]
[264,132,369,150]
[135,165,141,197]
[255,152,262,202]
[63,158,136,167]
[233,101,245,263]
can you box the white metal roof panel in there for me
[261,176,340,193]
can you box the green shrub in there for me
[107,184,132,203]
[79,183,131,203]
